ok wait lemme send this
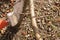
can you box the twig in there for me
[29,0,43,40]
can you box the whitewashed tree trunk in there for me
[7,12,18,26]
[13,0,24,20]
[29,0,43,40]
[7,0,24,26]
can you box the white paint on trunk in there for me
[13,0,24,20]
[7,12,18,26]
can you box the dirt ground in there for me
[0,0,60,40]
[12,0,60,40]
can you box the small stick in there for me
[29,0,43,40]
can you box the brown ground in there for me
[0,0,60,40]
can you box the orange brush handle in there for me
[0,20,8,29]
